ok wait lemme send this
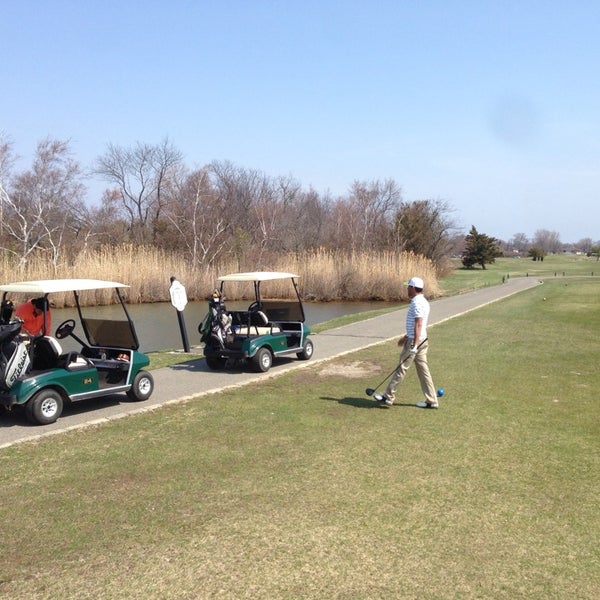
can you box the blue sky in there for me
[2,0,599,243]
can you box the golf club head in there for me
[365,388,375,396]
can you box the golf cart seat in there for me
[32,336,92,371]
[232,310,281,335]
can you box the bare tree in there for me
[163,167,231,266]
[328,179,401,252]
[75,189,130,249]
[205,163,331,259]
[577,237,593,254]
[532,229,561,253]
[209,161,261,223]
[0,137,86,271]
[251,178,281,254]
[94,138,183,244]
[510,232,529,254]
[279,187,328,251]
[251,174,306,255]
[208,161,277,260]
[0,133,17,243]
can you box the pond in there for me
[52,300,395,353]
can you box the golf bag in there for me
[0,319,31,391]
[200,290,233,350]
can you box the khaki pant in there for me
[384,339,437,404]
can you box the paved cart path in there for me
[1,277,540,448]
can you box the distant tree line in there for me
[2,135,596,277]
[459,226,600,270]
[500,229,599,256]
[0,136,457,273]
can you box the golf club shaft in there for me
[368,366,398,394]
[368,339,427,394]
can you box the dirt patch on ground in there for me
[316,360,380,379]
[290,360,381,387]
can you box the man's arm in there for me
[412,317,423,346]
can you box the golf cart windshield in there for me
[81,318,138,349]
[0,278,140,350]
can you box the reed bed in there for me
[0,246,438,306]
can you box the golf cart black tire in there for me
[26,389,64,425]
[206,356,227,370]
[296,338,314,360]
[252,347,273,372]
[127,370,154,401]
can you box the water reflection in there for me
[53,300,394,353]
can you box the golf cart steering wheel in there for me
[248,301,261,312]
[55,319,76,340]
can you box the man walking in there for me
[376,276,438,408]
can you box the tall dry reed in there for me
[0,246,439,306]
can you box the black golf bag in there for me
[0,300,31,390]
[199,290,233,350]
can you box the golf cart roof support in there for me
[216,271,306,322]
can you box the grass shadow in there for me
[321,395,419,409]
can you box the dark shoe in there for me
[416,401,438,409]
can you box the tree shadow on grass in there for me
[321,396,418,409]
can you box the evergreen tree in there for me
[461,225,501,270]
[528,247,546,261]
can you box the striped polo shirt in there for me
[406,293,430,341]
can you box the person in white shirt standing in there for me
[376,276,438,408]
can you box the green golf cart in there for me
[0,279,154,425]
[199,271,314,372]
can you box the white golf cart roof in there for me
[0,279,129,294]
[217,271,299,282]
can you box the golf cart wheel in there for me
[296,338,314,360]
[26,389,64,425]
[127,370,154,401]
[252,347,273,373]
[206,356,227,370]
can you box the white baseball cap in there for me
[404,277,424,289]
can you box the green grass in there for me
[147,348,203,369]
[1,279,599,599]
[440,254,599,295]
